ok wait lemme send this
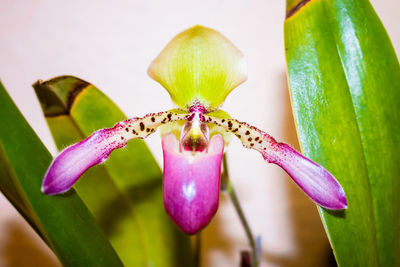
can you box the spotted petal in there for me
[162,133,224,234]
[148,25,247,111]
[42,111,188,195]
[42,129,125,194]
[204,114,347,210]
[268,143,347,209]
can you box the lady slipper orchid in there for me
[42,25,347,235]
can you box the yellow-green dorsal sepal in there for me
[148,25,247,111]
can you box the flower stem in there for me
[222,154,259,267]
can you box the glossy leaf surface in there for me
[285,0,400,266]
[0,82,123,267]
[34,76,194,267]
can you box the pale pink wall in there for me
[0,1,398,266]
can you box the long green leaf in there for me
[0,81,123,267]
[284,0,400,266]
[33,76,195,267]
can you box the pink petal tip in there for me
[267,143,347,210]
[42,129,124,195]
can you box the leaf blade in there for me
[34,76,195,267]
[0,81,123,267]
[284,0,400,266]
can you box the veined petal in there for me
[148,25,247,111]
[162,133,224,234]
[268,143,347,209]
[42,111,188,195]
[42,129,124,194]
[203,115,347,210]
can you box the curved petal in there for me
[268,143,347,209]
[203,114,347,210]
[148,25,247,111]
[162,134,224,234]
[42,129,124,194]
[42,111,188,195]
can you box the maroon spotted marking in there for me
[146,128,150,133]
[232,128,238,133]
[199,114,205,122]
[187,113,195,121]
[121,136,124,140]
[151,117,155,122]
[189,101,207,114]
[228,121,233,128]
[140,122,145,131]
[132,129,138,135]
[167,113,172,121]
[125,128,129,132]
[255,137,259,141]
[204,114,279,152]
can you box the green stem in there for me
[222,154,259,267]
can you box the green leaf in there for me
[33,76,195,267]
[0,81,123,267]
[284,0,400,266]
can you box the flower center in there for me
[180,113,209,153]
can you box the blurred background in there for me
[0,0,398,266]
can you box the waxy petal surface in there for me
[268,143,347,209]
[42,111,188,195]
[203,114,347,210]
[162,134,224,234]
[148,25,247,111]
[42,129,124,194]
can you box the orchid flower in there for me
[42,25,347,235]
